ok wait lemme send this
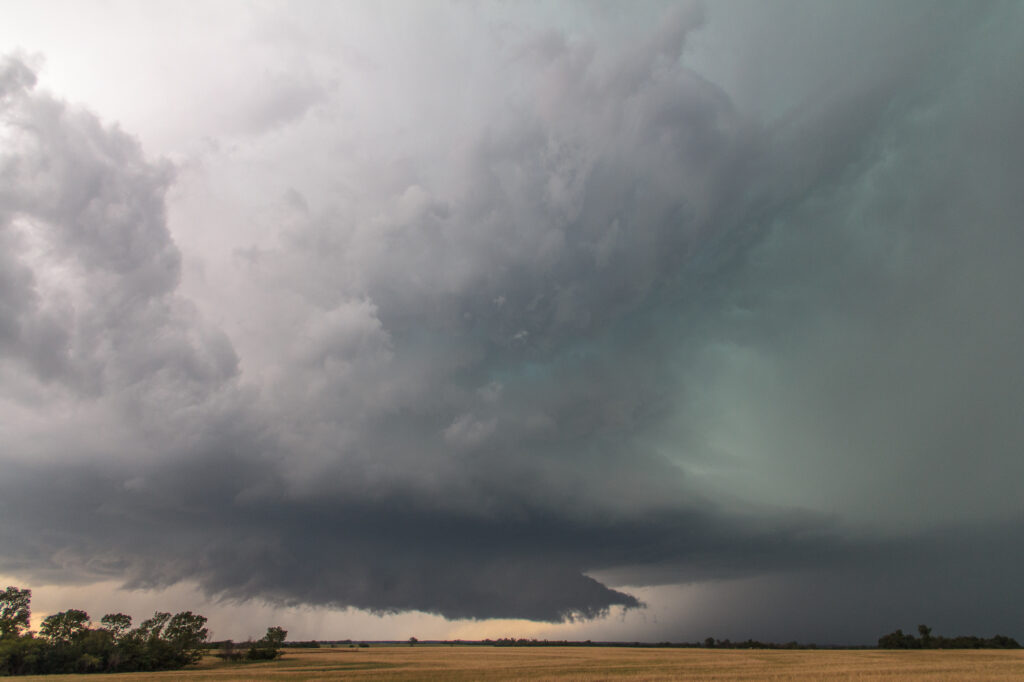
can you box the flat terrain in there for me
[18,646,1024,680]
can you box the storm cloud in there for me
[2,1,1023,640]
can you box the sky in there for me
[1,0,1023,645]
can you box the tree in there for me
[263,626,287,649]
[878,628,921,649]
[247,626,288,660]
[408,636,418,647]
[0,587,31,639]
[119,611,174,670]
[0,635,45,675]
[136,611,171,640]
[164,611,209,664]
[0,589,220,675]
[100,613,133,643]
[918,624,932,648]
[40,609,90,645]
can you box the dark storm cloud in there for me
[0,454,864,622]
[667,1,1024,527]
[3,0,1024,638]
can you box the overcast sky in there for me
[2,0,1023,645]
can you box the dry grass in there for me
[16,646,1024,681]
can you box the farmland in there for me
[15,646,1024,680]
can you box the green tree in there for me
[0,586,31,639]
[247,626,288,660]
[918,624,932,648]
[164,611,209,664]
[119,611,173,670]
[0,635,45,675]
[136,611,171,640]
[263,626,287,649]
[40,609,90,645]
[100,613,133,642]
[878,628,918,649]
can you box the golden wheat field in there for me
[16,646,1024,681]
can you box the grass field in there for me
[16,646,1024,680]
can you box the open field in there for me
[16,646,1024,680]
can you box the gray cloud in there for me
[2,0,1024,639]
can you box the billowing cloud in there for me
[1,0,1023,640]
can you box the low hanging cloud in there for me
[2,0,1024,637]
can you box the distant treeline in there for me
[483,631,1021,650]
[878,625,1020,649]
[207,639,320,650]
[289,635,1023,650]
[0,586,287,676]
[293,639,370,648]
[485,638,842,649]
